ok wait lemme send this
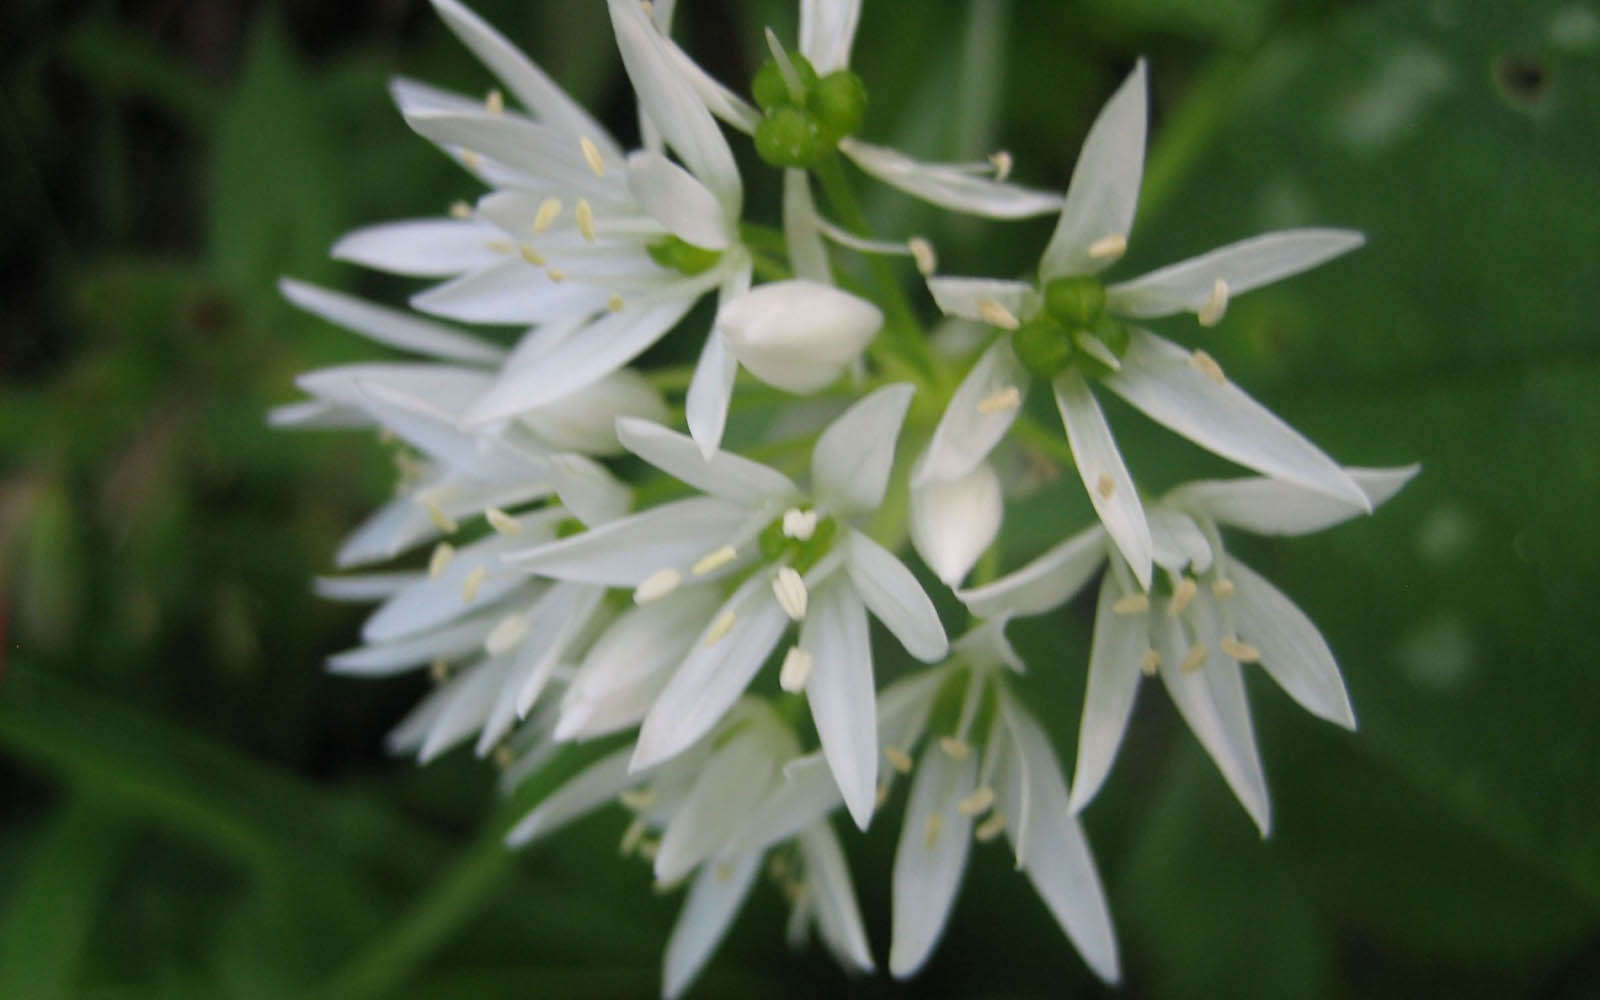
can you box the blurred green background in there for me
[3,0,1597,996]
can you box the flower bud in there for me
[910,462,1003,585]
[717,280,883,393]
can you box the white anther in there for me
[908,236,937,276]
[620,817,648,855]
[485,239,514,255]
[1096,473,1116,499]
[1189,349,1226,384]
[633,568,682,604]
[779,646,814,692]
[533,197,562,233]
[691,545,736,576]
[1180,642,1208,674]
[1197,277,1230,327]
[989,149,1013,181]
[781,508,818,541]
[975,811,1008,842]
[1113,593,1150,615]
[422,499,458,534]
[519,243,545,267]
[460,565,486,603]
[460,149,483,170]
[428,542,455,579]
[977,385,1022,415]
[772,567,808,621]
[485,507,521,535]
[1168,576,1198,616]
[492,744,515,770]
[1087,232,1127,260]
[956,785,996,817]
[939,736,971,760]
[875,782,890,808]
[619,787,656,811]
[923,813,944,849]
[428,658,450,684]
[546,267,567,283]
[976,298,1020,330]
[485,612,530,656]
[448,200,473,220]
[575,199,596,242]
[1211,577,1236,600]
[884,746,913,774]
[607,294,624,313]
[636,838,659,861]
[484,89,504,114]
[1220,635,1262,663]
[1140,648,1161,676]
[1074,331,1122,371]
[580,136,606,177]
[703,610,737,646]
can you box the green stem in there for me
[1011,412,1077,471]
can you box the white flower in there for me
[715,279,882,393]
[958,465,1419,832]
[507,384,948,828]
[920,61,1370,590]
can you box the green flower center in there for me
[647,235,723,276]
[1009,276,1130,380]
[757,508,839,574]
[751,54,867,169]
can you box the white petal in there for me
[626,150,732,250]
[362,550,537,642]
[662,37,762,134]
[417,656,509,763]
[1145,506,1212,574]
[1054,371,1153,589]
[876,668,950,750]
[1105,229,1366,318]
[845,531,949,662]
[889,745,977,978]
[735,753,843,854]
[812,383,915,515]
[802,580,878,830]
[1040,61,1148,280]
[957,523,1107,620]
[616,417,799,506]
[925,276,1039,326]
[313,572,420,603]
[513,368,670,453]
[409,258,612,326]
[633,576,790,770]
[685,328,737,459]
[783,169,831,283]
[504,746,633,846]
[1068,574,1147,812]
[661,851,761,1000]
[1104,330,1369,509]
[402,110,619,200]
[800,823,875,973]
[656,729,779,882]
[547,453,634,526]
[279,278,506,364]
[913,338,1030,486]
[799,0,861,72]
[839,138,1064,218]
[564,586,716,697]
[719,281,883,395]
[1168,464,1420,536]
[910,462,1002,586]
[951,618,1023,673]
[328,613,495,675]
[505,495,747,584]
[329,219,508,277]
[1228,559,1355,729]
[509,581,608,719]
[268,398,366,429]
[997,690,1121,982]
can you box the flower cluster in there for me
[278,1,1415,995]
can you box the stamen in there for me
[459,149,483,170]
[957,786,996,817]
[908,236,937,276]
[1189,349,1226,384]
[533,197,562,233]
[875,782,890,808]
[939,736,971,760]
[1180,642,1208,674]
[461,565,486,603]
[1096,473,1116,499]
[546,267,567,283]
[1087,232,1128,260]
[714,861,734,882]
[989,149,1013,180]
[519,243,545,267]
[636,838,659,861]
[633,568,682,604]
[486,239,514,254]
[767,855,790,882]
[703,610,737,646]
[977,385,1022,415]
[620,817,647,855]
[448,200,473,220]
[779,646,814,692]
[428,542,455,579]
[1140,648,1161,676]
[975,811,1008,842]
[1074,331,1123,371]
[1197,277,1230,327]
[772,567,808,621]
[485,507,521,535]
[1114,593,1150,615]
[492,744,515,770]
[484,89,504,114]
[1169,576,1198,616]
[884,746,913,774]
[976,298,1020,330]
[691,545,737,575]
[485,612,529,656]
[607,294,624,313]
[1220,635,1261,663]
[580,136,606,177]
[619,787,656,811]
[923,813,944,849]
[781,508,818,541]
[1211,577,1236,599]
[429,658,450,684]
[575,198,596,242]
[422,500,458,534]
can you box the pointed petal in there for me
[783,168,831,283]
[1106,229,1366,318]
[910,462,1003,586]
[626,150,732,250]
[1040,61,1147,280]
[510,581,607,719]
[889,746,977,978]
[1169,464,1420,536]
[800,823,875,973]
[1146,506,1213,574]
[362,542,541,642]
[812,383,916,515]
[418,657,507,762]
[802,581,878,829]
[914,337,1029,486]
[409,258,613,326]
[279,278,506,364]
[313,572,420,603]
[402,110,621,201]
[1068,574,1147,812]
[846,531,948,662]
[656,730,779,882]
[686,328,737,459]
[957,523,1107,620]
[1104,330,1369,509]
[547,453,634,526]
[328,614,495,676]
[662,851,761,1000]
[1054,371,1153,589]
[617,417,799,506]
[799,0,861,72]
[512,367,670,453]
[840,138,1064,219]
[735,753,844,854]
[504,746,634,845]
[329,219,508,277]
[925,277,1039,326]
[505,495,747,585]
[1228,559,1355,729]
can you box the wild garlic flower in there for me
[919,61,1370,590]
[960,465,1418,831]
[506,384,948,827]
